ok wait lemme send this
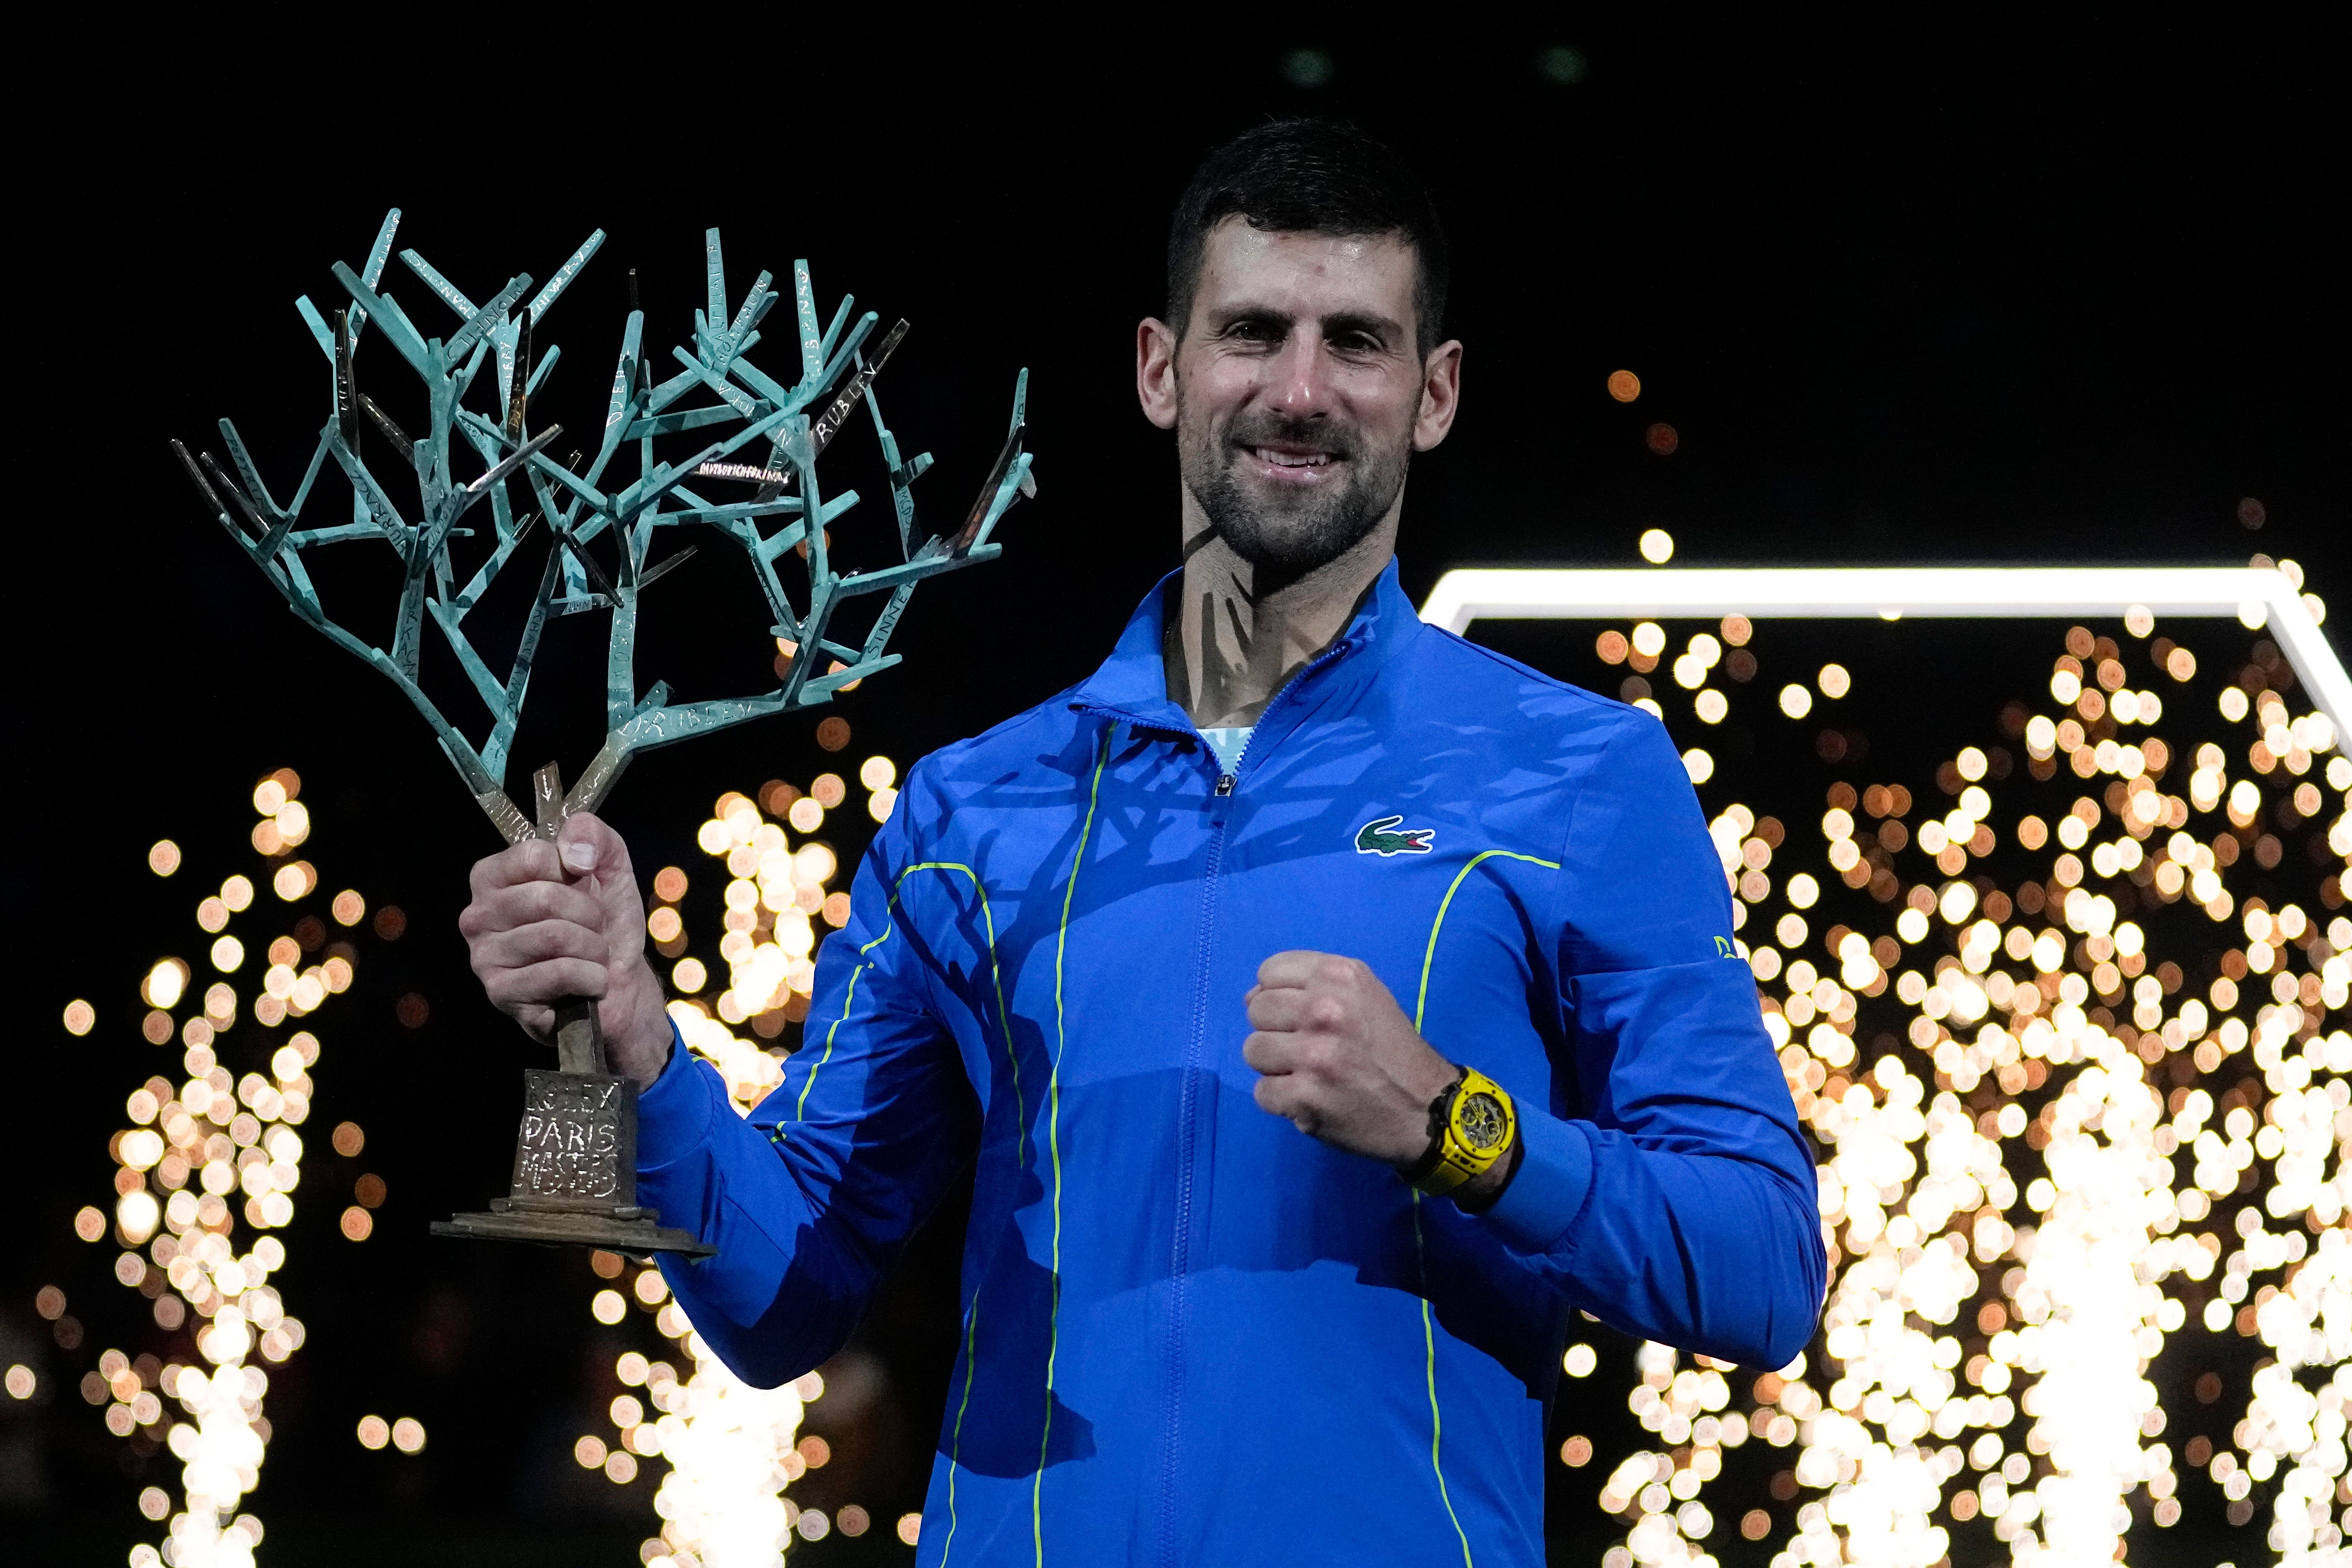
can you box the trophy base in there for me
[432,1202,715,1259]
[433,970,716,1258]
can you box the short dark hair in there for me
[1166,119,1450,358]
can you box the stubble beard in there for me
[1177,402,1412,585]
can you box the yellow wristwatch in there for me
[1403,1065,1517,1197]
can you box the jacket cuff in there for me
[1481,1109,1594,1253]
[636,1020,720,1170]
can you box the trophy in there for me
[174,211,1033,1254]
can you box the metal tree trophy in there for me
[173,211,1033,1255]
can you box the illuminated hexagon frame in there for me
[1418,565,2347,732]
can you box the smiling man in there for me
[461,120,1825,1565]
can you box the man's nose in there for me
[1266,332,1335,416]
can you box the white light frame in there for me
[1418,565,2348,731]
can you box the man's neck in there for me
[1165,513,1396,730]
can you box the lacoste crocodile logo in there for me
[1354,815,1435,856]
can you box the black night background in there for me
[4,19,2342,1566]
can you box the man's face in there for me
[1162,219,1443,578]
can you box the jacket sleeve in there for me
[1480,714,1827,1368]
[641,781,977,1387]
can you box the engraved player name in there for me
[693,459,791,484]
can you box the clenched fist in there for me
[458,812,673,1086]
[1244,952,1517,1206]
[1243,951,1487,1180]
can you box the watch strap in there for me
[1400,1068,1465,1189]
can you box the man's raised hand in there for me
[1241,951,1460,1165]
[457,813,674,1087]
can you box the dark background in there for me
[5,18,2342,1564]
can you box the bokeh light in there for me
[143,961,189,1011]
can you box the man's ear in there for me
[1137,317,1180,430]
[1412,339,1463,452]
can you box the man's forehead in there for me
[1195,218,1416,317]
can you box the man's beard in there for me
[1178,405,1410,582]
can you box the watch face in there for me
[1455,1091,1509,1152]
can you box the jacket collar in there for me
[1069,557,1422,735]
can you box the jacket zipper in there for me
[1157,637,1352,1567]
[1200,634,1351,797]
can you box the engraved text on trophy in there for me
[509,1070,638,1207]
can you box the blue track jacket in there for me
[641,562,1826,1566]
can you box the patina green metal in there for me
[175,210,1033,848]
[175,214,1033,1257]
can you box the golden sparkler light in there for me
[64,768,361,1568]
[1534,583,2350,1568]
[581,749,906,1565]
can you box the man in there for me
[462,120,1825,1565]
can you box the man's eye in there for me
[1230,321,1279,341]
